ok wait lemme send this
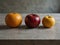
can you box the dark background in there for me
[0,0,60,13]
[0,40,60,45]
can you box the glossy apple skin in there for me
[42,15,55,28]
[25,14,40,28]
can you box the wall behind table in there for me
[0,0,60,13]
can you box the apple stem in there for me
[47,15,50,16]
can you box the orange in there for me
[5,12,22,28]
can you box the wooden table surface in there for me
[0,13,60,40]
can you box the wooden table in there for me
[0,13,60,40]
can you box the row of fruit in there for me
[5,13,55,28]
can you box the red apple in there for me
[25,14,40,28]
